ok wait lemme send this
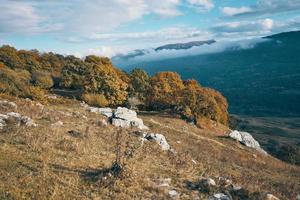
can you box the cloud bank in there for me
[113,38,268,64]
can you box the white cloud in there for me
[0,0,183,35]
[65,27,213,45]
[212,19,274,34]
[0,1,43,33]
[221,6,252,16]
[221,0,300,17]
[114,38,267,64]
[187,0,214,11]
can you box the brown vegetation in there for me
[0,45,229,125]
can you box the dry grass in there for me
[0,97,299,200]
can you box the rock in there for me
[296,194,300,200]
[229,130,267,154]
[265,194,280,200]
[52,121,64,127]
[6,112,22,119]
[112,118,131,128]
[168,190,179,198]
[0,112,37,129]
[89,107,113,118]
[21,116,37,127]
[112,107,148,130]
[209,193,230,200]
[99,108,113,118]
[144,133,170,151]
[114,107,137,119]
[98,119,108,127]
[193,178,216,193]
[158,178,172,188]
[218,177,232,188]
[0,100,17,109]
[199,178,216,187]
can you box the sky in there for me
[0,0,300,57]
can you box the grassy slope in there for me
[0,97,299,200]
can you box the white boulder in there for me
[229,130,267,154]
[144,133,170,151]
[209,193,231,200]
[265,194,280,200]
[0,100,17,109]
[112,107,148,130]
[112,118,131,128]
[114,107,137,119]
[89,107,113,118]
[168,190,179,198]
[0,112,37,129]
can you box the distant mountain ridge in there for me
[113,39,216,61]
[155,40,216,51]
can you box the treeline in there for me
[0,45,228,125]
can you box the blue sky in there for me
[0,0,299,57]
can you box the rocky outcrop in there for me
[0,112,37,130]
[89,107,113,118]
[83,103,148,130]
[229,130,267,154]
[112,107,148,130]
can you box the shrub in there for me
[82,60,128,106]
[0,65,31,97]
[31,71,54,89]
[180,80,228,125]
[82,93,109,107]
[148,72,185,109]
[26,86,47,101]
[129,68,150,98]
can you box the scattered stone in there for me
[209,193,230,200]
[265,194,280,200]
[52,121,64,127]
[229,130,267,154]
[0,112,37,129]
[192,178,216,193]
[46,95,58,99]
[21,116,38,127]
[168,190,179,198]
[200,178,216,187]
[218,177,232,188]
[80,101,89,108]
[144,133,170,151]
[0,100,17,109]
[98,119,108,127]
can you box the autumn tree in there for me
[83,56,129,106]
[180,79,228,125]
[148,72,185,109]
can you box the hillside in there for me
[115,31,300,117]
[112,31,300,165]
[1,96,300,199]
